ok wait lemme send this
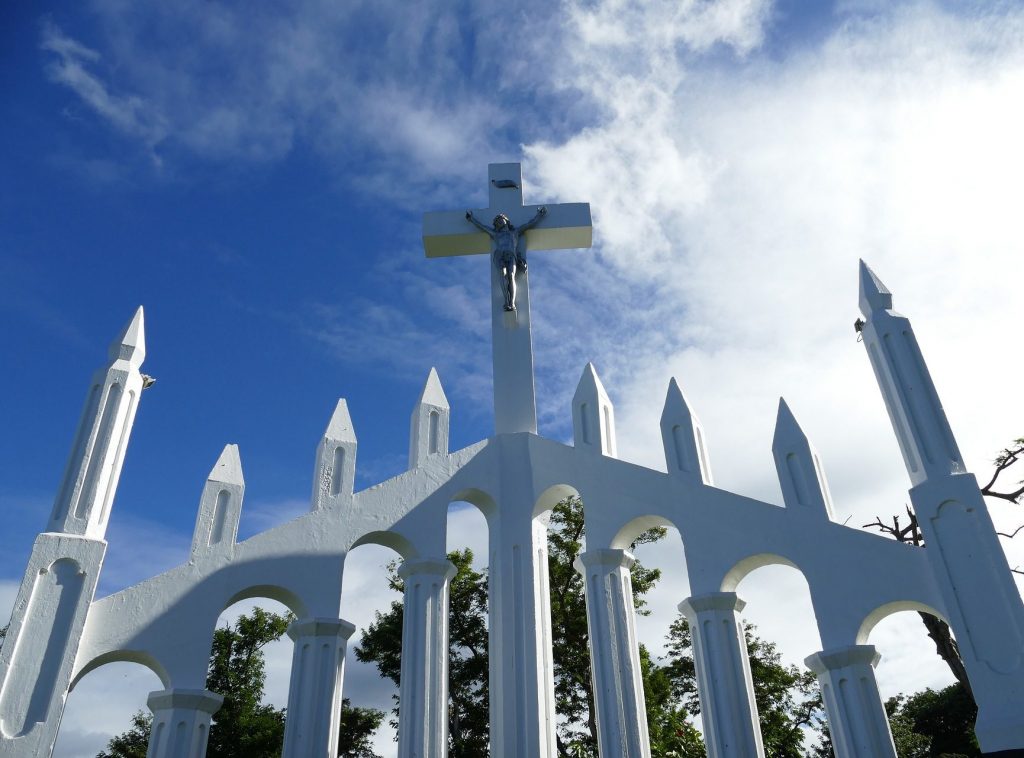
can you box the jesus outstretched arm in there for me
[465,210,495,236]
[517,205,547,233]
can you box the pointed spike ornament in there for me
[409,368,450,469]
[108,306,146,366]
[572,363,617,457]
[49,308,148,538]
[311,399,357,510]
[660,378,713,484]
[857,261,964,485]
[771,399,834,519]
[191,444,245,555]
[858,260,893,317]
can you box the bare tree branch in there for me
[980,439,1024,504]
[997,524,1024,540]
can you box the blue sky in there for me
[3,0,1024,754]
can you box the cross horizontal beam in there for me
[422,203,592,258]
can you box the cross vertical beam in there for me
[422,163,592,435]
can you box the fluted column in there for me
[575,549,650,758]
[678,592,764,758]
[805,645,896,758]
[397,558,457,758]
[145,689,223,758]
[281,617,355,758]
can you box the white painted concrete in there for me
[679,592,764,758]
[282,618,354,758]
[805,645,896,758]
[145,689,223,758]
[397,558,456,758]
[3,176,1023,757]
[576,549,651,758]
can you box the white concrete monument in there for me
[1,163,1023,758]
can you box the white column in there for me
[488,514,557,756]
[859,261,1024,751]
[145,689,223,758]
[575,549,651,758]
[678,592,764,758]
[281,617,355,758]
[805,645,896,758]
[397,558,457,758]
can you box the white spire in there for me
[409,368,450,469]
[856,262,964,485]
[858,260,893,316]
[49,308,148,538]
[771,398,834,519]
[191,444,245,555]
[660,378,712,484]
[312,399,357,510]
[572,363,616,457]
[108,306,146,366]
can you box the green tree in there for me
[885,683,980,757]
[99,608,384,758]
[97,711,151,758]
[338,698,386,758]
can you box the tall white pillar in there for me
[145,689,223,758]
[281,617,355,758]
[678,592,764,758]
[488,511,557,756]
[805,645,896,758]
[397,558,457,758]
[575,549,651,758]
[0,309,146,756]
[858,262,1024,752]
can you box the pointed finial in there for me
[208,444,244,486]
[858,260,893,316]
[661,377,712,484]
[418,367,450,409]
[312,399,357,509]
[108,306,146,365]
[772,398,804,449]
[771,397,835,519]
[572,362,616,457]
[324,399,357,444]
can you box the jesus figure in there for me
[466,206,547,311]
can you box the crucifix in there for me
[422,163,592,435]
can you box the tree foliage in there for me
[100,608,384,758]
[885,683,980,758]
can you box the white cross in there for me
[421,163,593,435]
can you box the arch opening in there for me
[55,657,164,757]
[730,560,825,755]
[337,539,408,755]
